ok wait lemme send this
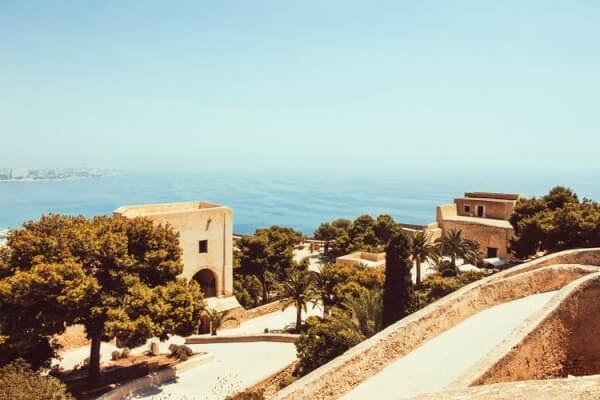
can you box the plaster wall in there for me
[455,198,515,220]
[115,202,233,297]
[439,219,513,258]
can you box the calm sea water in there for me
[1,171,599,235]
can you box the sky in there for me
[1,1,599,176]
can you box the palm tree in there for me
[312,264,337,317]
[203,308,234,336]
[434,229,479,275]
[342,289,383,339]
[281,268,316,332]
[408,231,438,285]
[463,239,484,266]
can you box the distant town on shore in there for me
[0,168,120,181]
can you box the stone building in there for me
[336,251,386,268]
[427,192,521,259]
[114,201,241,331]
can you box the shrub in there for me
[295,316,362,375]
[0,359,73,400]
[420,275,463,301]
[418,271,485,303]
[168,344,194,361]
[225,390,265,400]
[457,270,486,285]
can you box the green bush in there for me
[225,390,265,400]
[0,359,72,400]
[233,274,263,308]
[418,271,485,303]
[457,270,485,285]
[295,316,362,375]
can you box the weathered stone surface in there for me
[274,248,600,400]
[412,375,600,400]
[457,271,600,386]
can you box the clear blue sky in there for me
[1,1,599,176]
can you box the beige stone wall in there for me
[335,252,386,268]
[240,300,287,322]
[492,247,600,281]
[423,223,442,243]
[249,361,299,398]
[457,272,600,386]
[437,203,458,220]
[274,249,600,400]
[439,219,513,258]
[411,374,600,400]
[115,202,233,297]
[455,198,514,220]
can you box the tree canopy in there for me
[510,186,600,258]
[316,214,402,261]
[0,214,204,385]
[0,359,72,400]
[235,226,303,304]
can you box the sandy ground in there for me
[223,302,322,335]
[131,342,296,399]
[54,302,319,371]
[293,245,326,272]
[342,291,557,400]
[53,335,189,372]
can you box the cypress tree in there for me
[382,230,414,328]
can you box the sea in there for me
[1,171,599,235]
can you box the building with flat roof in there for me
[426,192,521,259]
[114,201,239,304]
[336,251,386,268]
[115,201,242,332]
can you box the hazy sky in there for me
[1,1,599,175]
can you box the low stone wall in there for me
[492,247,600,281]
[274,248,600,400]
[247,361,299,398]
[186,334,298,344]
[240,300,286,322]
[411,374,600,400]
[96,353,214,400]
[453,271,600,386]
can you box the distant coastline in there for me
[0,168,121,182]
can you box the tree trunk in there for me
[416,260,421,286]
[260,273,268,305]
[295,302,302,332]
[87,332,102,388]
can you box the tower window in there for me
[199,240,208,253]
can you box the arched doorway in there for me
[193,268,217,298]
